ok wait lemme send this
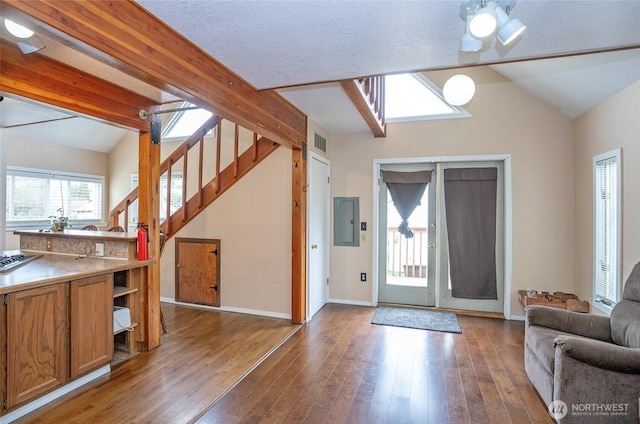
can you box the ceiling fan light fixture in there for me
[4,19,35,39]
[495,6,526,44]
[443,74,476,106]
[469,1,497,38]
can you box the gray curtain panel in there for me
[382,170,432,238]
[444,168,497,299]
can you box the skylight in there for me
[385,73,465,122]
[162,103,213,139]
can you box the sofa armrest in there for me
[525,305,612,342]
[554,335,640,373]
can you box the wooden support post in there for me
[291,147,307,324]
[138,126,161,350]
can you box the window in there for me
[385,73,469,122]
[162,102,213,139]
[6,167,104,228]
[130,173,183,223]
[593,149,622,314]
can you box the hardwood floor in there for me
[195,304,553,424]
[13,303,551,424]
[14,303,300,424]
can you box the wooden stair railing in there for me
[340,76,386,137]
[109,115,280,240]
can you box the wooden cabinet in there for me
[5,284,68,409]
[2,273,118,411]
[70,274,114,379]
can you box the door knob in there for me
[311,244,318,249]
[428,243,436,249]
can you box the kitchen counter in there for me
[0,250,152,295]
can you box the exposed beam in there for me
[0,40,158,131]
[340,78,386,138]
[2,0,307,149]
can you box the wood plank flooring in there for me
[13,303,552,424]
[13,303,300,424]
[195,304,552,424]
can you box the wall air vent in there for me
[314,133,327,153]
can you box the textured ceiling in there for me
[136,0,640,90]
[1,1,639,150]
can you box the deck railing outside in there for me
[387,226,428,279]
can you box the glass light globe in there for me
[443,75,476,106]
[4,19,34,39]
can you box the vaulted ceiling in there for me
[1,1,639,152]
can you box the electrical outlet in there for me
[360,272,367,282]
[95,242,105,257]
[46,238,52,251]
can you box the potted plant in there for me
[47,208,71,232]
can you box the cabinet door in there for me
[6,284,69,409]
[175,238,220,307]
[70,274,114,379]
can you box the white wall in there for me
[0,130,6,252]
[108,131,138,211]
[109,121,294,317]
[573,81,640,305]
[329,66,576,317]
[159,147,292,317]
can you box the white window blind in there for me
[593,150,621,314]
[6,167,104,227]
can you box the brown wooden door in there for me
[70,274,114,379]
[176,238,220,306]
[6,284,69,409]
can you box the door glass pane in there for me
[386,186,429,287]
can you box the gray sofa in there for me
[524,262,640,423]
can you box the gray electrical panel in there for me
[333,197,360,247]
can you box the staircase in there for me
[109,115,280,239]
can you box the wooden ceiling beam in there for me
[2,0,306,149]
[0,40,159,131]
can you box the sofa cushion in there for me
[526,325,564,374]
[610,300,640,348]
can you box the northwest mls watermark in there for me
[549,400,637,420]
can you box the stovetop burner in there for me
[0,251,42,273]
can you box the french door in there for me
[377,164,436,307]
[436,161,504,313]
[376,159,505,314]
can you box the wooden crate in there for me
[518,290,589,313]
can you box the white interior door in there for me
[308,153,330,319]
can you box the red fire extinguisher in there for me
[137,222,148,261]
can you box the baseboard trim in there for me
[0,365,110,424]
[160,297,291,320]
[328,298,374,307]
